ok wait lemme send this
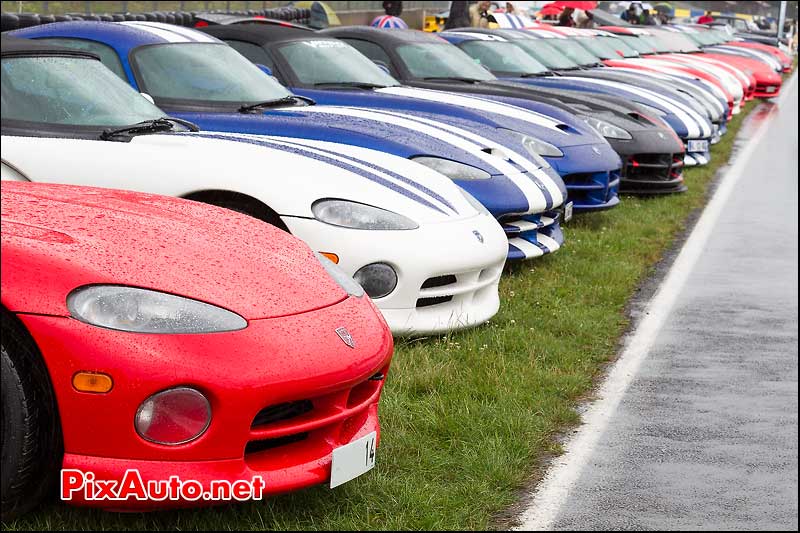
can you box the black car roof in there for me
[200,23,319,45]
[321,26,446,45]
[1,35,99,60]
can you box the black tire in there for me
[1,309,62,522]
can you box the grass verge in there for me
[1,93,780,531]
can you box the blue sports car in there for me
[12,21,599,260]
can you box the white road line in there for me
[514,72,798,531]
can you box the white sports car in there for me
[0,36,507,335]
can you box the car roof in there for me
[201,23,318,46]
[10,21,223,49]
[0,34,99,59]
[321,25,446,45]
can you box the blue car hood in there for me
[292,86,606,150]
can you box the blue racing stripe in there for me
[178,132,449,215]
[128,21,202,42]
[519,233,550,254]
[272,137,459,214]
[345,107,554,210]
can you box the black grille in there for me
[421,275,457,289]
[251,400,313,428]
[416,295,453,308]
[245,433,309,455]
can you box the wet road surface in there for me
[522,75,798,530]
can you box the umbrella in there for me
[371,15,409,29]
[653,1,674,14]
[543,1,598,10]
[538,4,565,16]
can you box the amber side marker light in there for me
[72,372,114,393]
[319,252,340,264]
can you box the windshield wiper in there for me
[238,95,315,113]
[99,117,198,141]
[421,76,481,83]
[520,72,548,78]
[312,82,389,89]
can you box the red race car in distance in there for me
[1,180,393,519]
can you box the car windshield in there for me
[617,34,657,54]
[459,40,549,76]
[1,56,163,127]
[544,38,601,66]
[649,31,701,52]
[276,39,399,87]
[572,36,622,60]
[510,38,579,69]
[641,34,676,53]
[132,43,292,105]
[600,36,639,57]
[395,43,496,80]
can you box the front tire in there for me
[1,309,61,521]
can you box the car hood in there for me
[1,132,477,225]
[371,86,602,148]
[0,181,347,319]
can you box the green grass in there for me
[0,96,776,531]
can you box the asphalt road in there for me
[546,80,799,530]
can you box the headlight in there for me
[315,252,365,297]
[67,285,247,333]
[312,199,418,230]
[581,116,632,140]
[635,103,667,118]
[412,156,490,180]
[498,128,563,159]
[459,187,493,218]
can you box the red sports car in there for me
[1,181,393,518]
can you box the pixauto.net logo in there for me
[61,469,267,502]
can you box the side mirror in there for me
[140,93,155,104]
[255,63,273,76]
[372,60,391,75]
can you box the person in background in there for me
[505,2,515,14]
[371,0,409,29]
[444,0,471,29]
[657,11,670,25]
[697,10,714,24]
[575,9,595,28]
[469,0,493,28]
[558,6,576,27]
[620,4,638,23]
[640,8,656,25]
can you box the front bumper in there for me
[607,129,687,195]
[19,297,394,510]
[547,143,622,213]
[283,213,508,335]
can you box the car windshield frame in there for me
[458,39,549,76]
[394,42,496,81]
[274,39,400,88]
[129,42,293,110]
[1,54,168,138]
